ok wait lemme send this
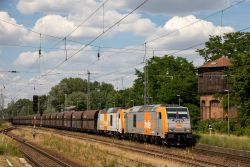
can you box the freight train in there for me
[12,104,193,146]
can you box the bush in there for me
[196,120,250,137]
[196,120,229,134]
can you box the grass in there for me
[196,133,250,151]
[12,127,185,167]
[0,122,11,130]
[0,134,20,156]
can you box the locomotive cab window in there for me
[133,114,136,127]
[110,115,113,126]
[167,107,189,119]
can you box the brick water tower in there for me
[198,56,237,120]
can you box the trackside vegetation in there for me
[195,133,250,151]
[0,134,20,156]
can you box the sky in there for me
[0,0,249,106]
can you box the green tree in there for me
[38,95,47,115]
[133,55,199,105]
[229,52,250,128]
[66,92,86,110]
[5,99,32,117]
[197,32,250,62]
[47,77,116,111]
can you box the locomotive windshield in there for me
[166,107,189,119]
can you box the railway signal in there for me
[208,124,212,135]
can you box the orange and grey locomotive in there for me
[124,105,192,145]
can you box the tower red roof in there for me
[199,56,231,68]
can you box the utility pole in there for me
[177,95,180,106]
[225,89,230,135]
[64,94,67,111]
[0,89,3,119]
[143,42,148,106]
[87,71,90,110]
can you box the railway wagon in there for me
[82,110,99,133]
[25,115,32,125]
[72,111,84,131]
[12,116,19,125]
[50,113,57,128]
[18,116,25,125]
[20,116,26,125]
[97,108,127,137]
[63,111,73,129]
[56,112,65,129]
[125,105,165,143]
[41,113,48,127]
[35,114,41,127]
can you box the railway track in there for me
[193,144,250,166]
[30,127,233,167]
[1,127,79,167]
[12,126,250,167]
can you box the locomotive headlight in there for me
[169,127,175,132]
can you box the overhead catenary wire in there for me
[0,0,245,57]
[3,0,248,102]
[42,0,110,53]
[10,22,250,101]
[41,0,149,77]
[8,20,250,101]
[0,0,245,53]
[87,0,247,68]
[8,0,149,100]
[92,25,250,82]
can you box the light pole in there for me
[177,95,180,106]
[225,90,230,135]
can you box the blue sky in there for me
[0,0,249,105]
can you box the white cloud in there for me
[14,51,39,67]
[0,12,28,44]
[17,0,231,16]
[110,0,231,15]
[17,0,98,15]
[30,9,157,40]
[147,15,234,49]
[0,73,5,80]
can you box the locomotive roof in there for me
[99,107,121,114]
[130,105,162,112]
